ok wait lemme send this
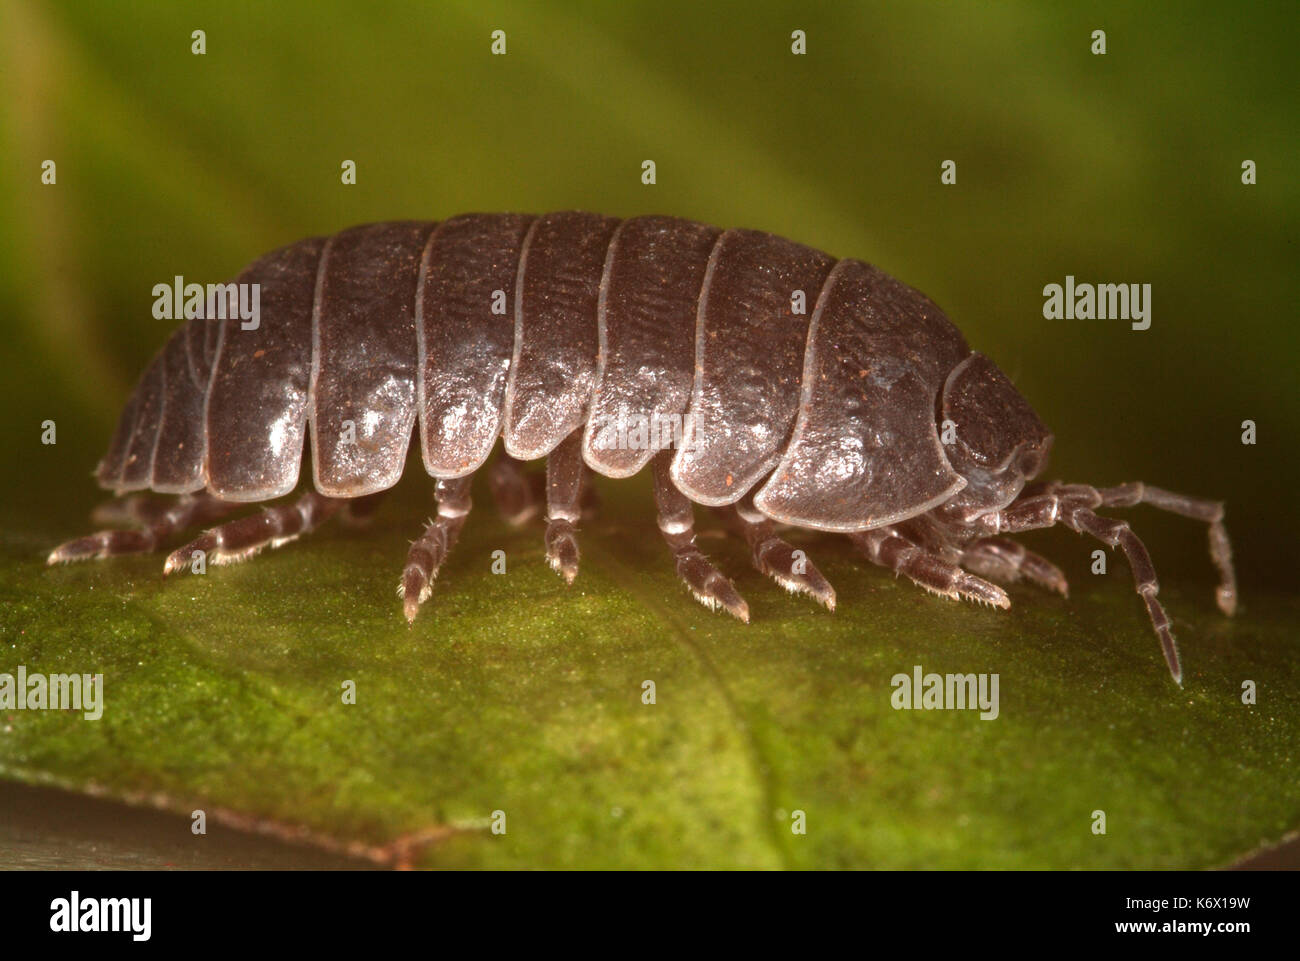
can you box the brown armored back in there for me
[97,213,972,532]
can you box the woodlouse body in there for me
[52,213,1238,684]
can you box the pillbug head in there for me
[937,352,1054,520]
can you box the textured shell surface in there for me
[98,212,980,532]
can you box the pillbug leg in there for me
[342,491,388,526]
[163,491,344,575]
[1093,482,1237,616]
[1062,505,1183,685]
[723,496,836,610]
[399,477,472,624]
[651,452,748,622]
[961,537,1069,598]
[579,469,601,522]
[89,493,171,527]
[650,452,754,624]
[850,527,1011,609]
[48,493,238,564]
[543,431,584,584]
[955,541,1019,583]
[488,450,541,527]
[990,487,1186,683]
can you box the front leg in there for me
[961,537,1069,597]
[849,527,1010,609]
[1063,505,1181,684]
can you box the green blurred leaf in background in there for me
[0,0,1295,868]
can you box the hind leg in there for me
[399,476,472,623]
[48,492,238,564]
[162,490,345,574]
[651,452,748,621]
[89,493,179,528]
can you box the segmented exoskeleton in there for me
[50,213,1237,683]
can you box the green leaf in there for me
[3,472,1296,869]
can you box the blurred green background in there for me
[0,1,1295,868]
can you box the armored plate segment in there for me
[99,310,223,495]
[113,348,167,493]
[583,216,722,478]
[310,221,437,497]
[150,320,210,493]
[94,214,979,521]
[502,211,621,460]
[671,228,835,505]
[417,214,535,478]
[754,259,971,531]
[204,238,325,500]
[95,364,147,492]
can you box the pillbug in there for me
[49,213,1236,684]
